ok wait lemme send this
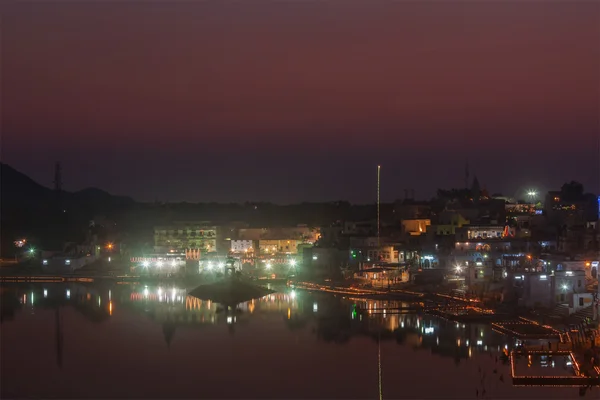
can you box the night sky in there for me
[2,1,599,204]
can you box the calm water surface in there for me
[0,282,592,399]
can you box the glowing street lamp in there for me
[289,259,297,267]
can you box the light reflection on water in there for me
[0,283,592,399]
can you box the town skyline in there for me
[1,162,596,206]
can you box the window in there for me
[579,297,584,307]
[578,280,582,288]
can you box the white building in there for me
[514,269,591,313]
[231,240,253,253]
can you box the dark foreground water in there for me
[1,282,594,399]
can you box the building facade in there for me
[154,223,217,254]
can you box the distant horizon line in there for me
[2,162,595,206]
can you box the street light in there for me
[289,259,298,276]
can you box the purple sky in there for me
[1,1,599,203]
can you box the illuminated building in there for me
[505,202,538,215]
[237,226,320,243]
[401,219,431,236]
[234,226,320,255]
[154,223,217,254]
[230,240,253,253]
[460,225,506,240]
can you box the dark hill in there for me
[0,163,53,208]
[0,163,135,256]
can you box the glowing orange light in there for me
[109,301,113,316]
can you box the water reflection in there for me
[0,283,593,399]
[306,297,513,365]
[1,284,514,358]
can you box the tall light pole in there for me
[377,165,381,248]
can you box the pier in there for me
[510,350,600,387]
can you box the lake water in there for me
[0,282,592,399]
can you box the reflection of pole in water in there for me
[55,307,63,368]
[377,329,383,400]
[226,305,237,335]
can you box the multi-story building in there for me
[401,219,431,236]
[510,269,591,312]
[154,222,217,254]
[258,239,299,254]
[457,225,506,241]
[365,246,402,264]
[230,240,254,253]
[238,226,320,244]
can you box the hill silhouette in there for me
[0,163,135,256]
[0,163,394,257]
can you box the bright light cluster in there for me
[141,260,180,268]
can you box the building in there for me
[238,226,320,244]
[154,223,217,254]
[365,246,402,264]
[354,266,409,286]
[230,240,254,253]
[343,221,375,236]
[401,219,431,236]
[511,269,591,312]
[432,211,470,236]
[545,190,598,227]
[456,225,506,241]
[258,239,299,254]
